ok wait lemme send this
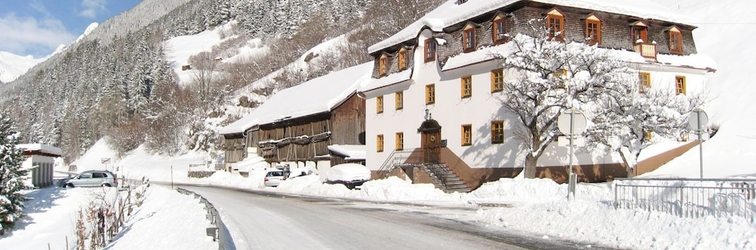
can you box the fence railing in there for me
[614,178,756,222]
[176,188,234,250]
[376,149,417,177]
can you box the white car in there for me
[321,163,371,189]
[65,170,118,188]
[264,170,286,187]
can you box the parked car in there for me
[321,163,371,190]
[264,170,286,187]
[64,170,118,188]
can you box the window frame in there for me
[379,55,389,76]
[546,9,565,41]
[398,49,408,70]
[395,91,403,110]
[493,17,508,45]
[463,26,477,53]
[669,27,683,54]
[376,96,384,114]
[461,76,472,98]
[461,124,472,146]
[639,72,651,93]
[424,39,436,62]
[631,21,649,43]
[491,120,504,144]
[585,15,601,46]
[491,68,504,93]
[395,132,404,150]
[675,75,686,95]
[377,134,384,152]
[426,84,436,105]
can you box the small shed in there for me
[17,144,62,188]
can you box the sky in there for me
[0,0,142,58]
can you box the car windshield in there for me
[267,171,284,177]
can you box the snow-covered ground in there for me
[1,137,754,250]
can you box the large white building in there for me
[359,0,715,191]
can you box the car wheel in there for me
[101,183,111,187]
[66,183,74,188]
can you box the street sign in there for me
[558,109,587,135]
[688,109,708,133]
[557,136,585,147]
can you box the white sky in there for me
[2,0,756,249]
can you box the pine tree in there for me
[0,112,29,235]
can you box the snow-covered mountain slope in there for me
[644,0,756,178]
[0,51,46,83]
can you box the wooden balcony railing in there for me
[633,42,657,61]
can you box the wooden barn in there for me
[219,63,371,172]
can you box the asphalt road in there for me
[181,185,609,250]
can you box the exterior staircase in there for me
[420,163,471,193]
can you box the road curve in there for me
[182,185,602,250]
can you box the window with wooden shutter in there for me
[426,84,436,104]
[639,72,651,93]
[547,9,565,41]
[491,68,504,92]
[585,14,601,46]
[493,15,508,45]
[395,132,404,150]
[395,91,403,110]
[491,121,504,144]
[463,25,476,52]
[424,39,436,62]
[398,49,408,70]
[379,55,388,76]
[377,134,384,152]
[461,124,472,146]
[669,26,683,54]
[675,76,686,95]
[461,76,472,98]
[376,96,383,114]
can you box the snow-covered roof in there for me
[219,62,373,135]
[16,143,63,156]
[368,0,696,54]
[359,69,413,92]
[442,38,717,72]
[327,144,366,161]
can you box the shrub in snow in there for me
[0,113,29,235]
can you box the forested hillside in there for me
[0,0,443,162]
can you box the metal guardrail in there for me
[377,150,415,177]
[614,178,756,221]
[176,188,234,250]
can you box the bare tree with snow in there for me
[495,20,695,178]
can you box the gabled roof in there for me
[219,62,373,135]
[368,0,696,54]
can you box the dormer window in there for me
[463,24,477,52]
[379,54,389,76]
[546,9,565,41]
[585,14,601,46]
[631,21,649,43]
[424,38,436,62]
[668,26,683,54]
[493,14,508,45]
[397,48,408,70]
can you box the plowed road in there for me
[182,185,606,250]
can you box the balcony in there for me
[633,42,657,61]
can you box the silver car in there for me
[264,170,286,187]
[65,170,118,188]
